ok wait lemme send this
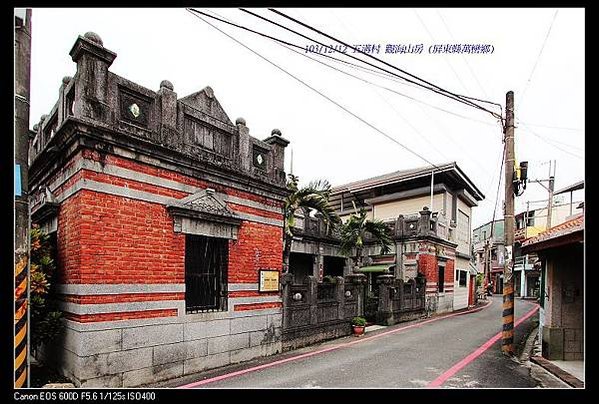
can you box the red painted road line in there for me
[427,303,540,388]
[179,300,494,388]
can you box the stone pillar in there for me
[280,272,294,330]
[307,276,318,325]
[157,80,177,144]
[263,129,290,184]
[236,117,251,172]
[336,276,345,320]
[345,273,367,316]
[395,215,405,281]
[418,207,432,237]
[56,76,72,127]
[377,274,395,325]
[69,32,116,121]
[313,246,324,281]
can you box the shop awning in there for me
[356,265,393,273]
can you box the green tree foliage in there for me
[339,207,393,269]
[283,174,340,273]
[30,225,63,355]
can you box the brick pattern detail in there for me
[228,222,283,284]
[57,194,83,284]
[48,150,285,323]
[418,254,438,282]
[228,291,279,298]
[82,150,283,208]
[59,293,184,304]
[417,245,455,293]
[76,190,185,284]
[63,309,178,323]
[234,302,282,311]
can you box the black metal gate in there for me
[185,234,228,313]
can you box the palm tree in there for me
[339,206,393,271]
[283,174,340,274]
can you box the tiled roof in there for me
[522,214,584,247]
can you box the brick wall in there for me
[229,221,283,284]
[42,149,285,324]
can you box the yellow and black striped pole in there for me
[502,90,515,355]
[15,255,28,387]
[502,270,515,354]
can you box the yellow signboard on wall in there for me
[259,270,279,292]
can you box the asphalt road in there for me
[170,297,540,388]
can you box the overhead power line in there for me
[413,9,471,94]
[266,8,503,120]
[186,8,442,170]
[519,123,584,159]
[188,7,502,125]
[519,9,559,110]
[516,121,583,132]
[436,10,491,101]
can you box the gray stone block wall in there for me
[49,310,283,387]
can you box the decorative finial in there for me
[62,76,72,85]
[160,80,174,91]
[83,32,103,46]
[235,117,246,126]
[204,86,214,99]
[271,128,282,136]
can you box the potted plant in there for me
[351,316,367,336]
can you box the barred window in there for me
[185,235,228,313]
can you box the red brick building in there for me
[29,32,289,387]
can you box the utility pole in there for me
[15,8,32,388]
[546,160,555,229]
[529,161,556,230]
[502,91,515,355]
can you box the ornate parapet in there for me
[29,32,289,193]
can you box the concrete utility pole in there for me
[15,8,32,388]
[502,91,515,355]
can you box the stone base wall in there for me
[281,320,351,351]
[425,293,454,316]
[40,309,282,387]
[377,309,425,326]
[542,325,584,361]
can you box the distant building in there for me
[328,162,484,313]
[522,213,584,361]
[471,219,505,294]
[514,181,584,298]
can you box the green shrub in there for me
[476,273,485,287]
[30,225,63,356]
[352,316,366,327]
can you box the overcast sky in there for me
[26,8,585,228]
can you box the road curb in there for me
[518,324,539,363]
[530,356,584,388]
